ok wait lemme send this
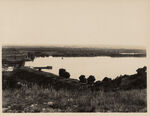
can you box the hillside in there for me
[2,66,147,112]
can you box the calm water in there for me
[25,56,147,80]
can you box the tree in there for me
[79,75,87,83]
[59,68,70,78]
[94,80,102,91]
[59,68,66,77]
[64,71,70,78]
[136,66,147,75]
[94,80,101,86]
[87,75,95,84]
[102,77,111,83]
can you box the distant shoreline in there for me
[2,46,146,59]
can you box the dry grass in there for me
[2,85,147,112]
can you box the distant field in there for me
[2,85,147,112]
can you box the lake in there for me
[25,56,147,80]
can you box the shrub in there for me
[102,77,112,83]
[59,68,66,77]
[136,66,147,75]
[59,68,70,78]
[79,75,87,83]
[87,75,95,84]
[63,71,70,78]
[94,81,101,86]
[94,81,102,91]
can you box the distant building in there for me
[2,50,28,68]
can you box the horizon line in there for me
[2,44,146,50]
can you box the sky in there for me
[0,0,150,47]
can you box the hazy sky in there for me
[0,0,149,47]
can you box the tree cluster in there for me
[59,68,70,78]
[78,66,147,91]
[79,75,96,85]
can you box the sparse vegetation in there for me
[2,84,147,112]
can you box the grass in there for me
[2,84,147,113]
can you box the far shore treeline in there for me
[2,46,146,59]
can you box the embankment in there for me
[2,67,88,90]
[2,66,147,91]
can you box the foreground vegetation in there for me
[2,66,147,112]
[3,85,147,112]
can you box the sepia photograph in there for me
[0,0,149,113]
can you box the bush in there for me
[102,77,112,83]
[59,68,66,77]
[63,71,70,78]
[59,68,70,78]
[136,66,147,75]
[94,81,102,91]
[94,81,101,86]
[79,75,87,83]
[87,75,95,84]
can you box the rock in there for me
[48,101,54,106]
[30,104,34,107]
[42,108,46,111]
[67,98,73,102]
[2,108,9,112]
